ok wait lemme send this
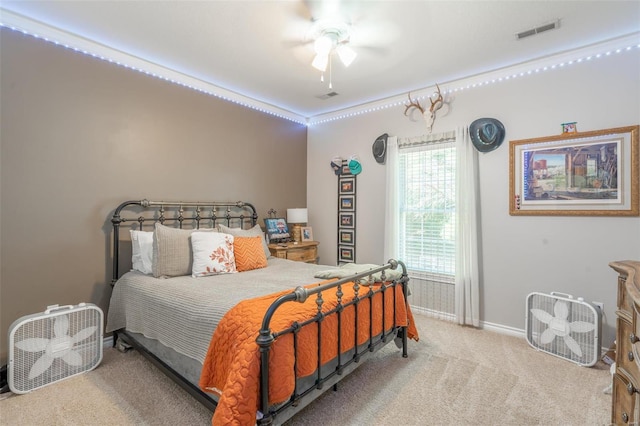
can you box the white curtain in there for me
[384,130,480,326]
[383,136,399,262]
[454,126,481,327]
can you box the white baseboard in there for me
[479,320,526,338]
[411,306,526,339]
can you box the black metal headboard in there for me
[111,199,258,285]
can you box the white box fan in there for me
[525,292,601,367]
[8,303,103,394]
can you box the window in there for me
[398,142,456,281]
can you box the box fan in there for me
[8,303,103,394]
[525,292,601,367]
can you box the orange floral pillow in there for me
[234,236,268,272]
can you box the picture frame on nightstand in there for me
[301,226,313,242]
[264,217,290,242]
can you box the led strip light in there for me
[309,33,640,126]
[1,9,638,127]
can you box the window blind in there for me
[398,139,456,282]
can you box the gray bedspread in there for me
[106,258,336,364]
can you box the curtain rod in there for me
[398,130,456,149]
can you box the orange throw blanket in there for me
[199,280,419,426]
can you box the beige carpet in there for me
[0,314,611,425]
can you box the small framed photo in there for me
[339,229,354,245]
[338,246,354,263]
[339,212,354,228]
[339,177,355,195]
[339,195,355,211]
[561,122,578,134]
[264,217,290,242]
[301,226,313,242]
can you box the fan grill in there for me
[9,305,103,393]
[526,292,601,367]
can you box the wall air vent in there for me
[516,20,560,40]
[316,92,339,100]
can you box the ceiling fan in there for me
[283,1,391,89]
[308,19,357,73]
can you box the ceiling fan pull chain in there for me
[329,55,333,89]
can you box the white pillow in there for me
[218,223,271,259]
[152,223,216,278]
[130,230,153,275]
[191,232,237,277]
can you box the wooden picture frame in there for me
[509,125,639,216]
[301,226,313,242]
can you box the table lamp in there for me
[287,208,308,243]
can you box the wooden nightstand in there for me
[268,241,319,264]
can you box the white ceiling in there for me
[2,1,639,120]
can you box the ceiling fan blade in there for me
[282,39,313,49]
[355,45,390,56]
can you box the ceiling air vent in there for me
[516,20,560,40]
[316,92,339,100]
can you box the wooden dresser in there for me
[611,260,640,425]
[268,241,319,264]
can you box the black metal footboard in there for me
[256,260,410,425]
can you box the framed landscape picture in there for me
[339,195,355,211]
[338,246,354,263]
[509,125,639,216]
[339,229,354,246]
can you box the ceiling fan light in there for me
[312,54,329,72]
[337,45,357,67]
[314,35,334,56]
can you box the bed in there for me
[106,199,418,425]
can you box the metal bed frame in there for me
[109,199,410,425]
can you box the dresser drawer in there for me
[613,369,640,424]
[286,246,317,263]
[268,242,319,264]
[617,317,640,378]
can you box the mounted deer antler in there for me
[404,93,425,117]
[429,84,444,115]
[403,84,445,133]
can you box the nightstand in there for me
[268,241,319,264]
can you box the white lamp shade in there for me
[287,208,308,224]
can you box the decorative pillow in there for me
[152,223,216,278]
[191,232,237,277]
[234,236,268,272]
[218,224,271,259]
[130,230,153,274]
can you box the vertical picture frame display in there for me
[337,160,356,264]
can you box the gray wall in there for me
[307,50,640,347]
[0,29,308,362]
